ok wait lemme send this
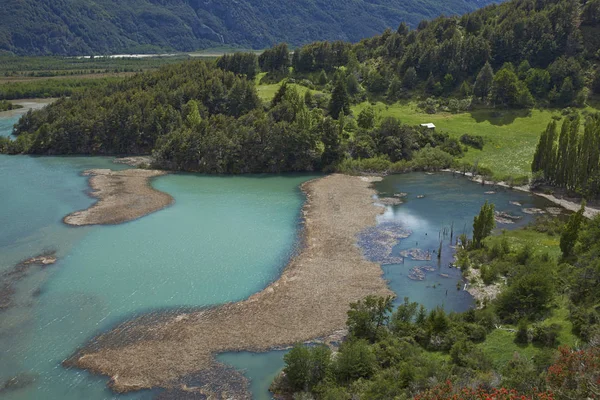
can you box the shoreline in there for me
[63,169,173,226]
[440,169,600,219]
[0,98,57,118]
[65,174,393,394]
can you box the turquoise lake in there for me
[0,111,564,399]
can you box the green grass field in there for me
[478,298,578,369]
[255,79,600,181]
[352,101,565,180]
[256,75,323,104]
[476,227,576,367]
[485,229,562,260]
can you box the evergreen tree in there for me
[387,76,403,101]
[558,77,576,106]
[473,62,494,99]
[329,77,350,119]
[459,81,472,98]
[318,70,328,85]
[403,67,418,89]
[184,100,202,129]
[397,21,409,36]
[473,201,495,248]
[271,81,288,107]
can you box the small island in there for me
[63,169,173,226]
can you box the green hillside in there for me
[0,0,498,56]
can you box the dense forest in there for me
[1,59,461,173]
[271,205,600,399]
[0,0,497,56]
[287,0,597,109]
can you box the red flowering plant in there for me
[546,345,600,399]
[414,380,555,400]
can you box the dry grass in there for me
[66,174,393,394]
[63,169,173,226]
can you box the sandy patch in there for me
[63,169,173,226]
[65,174,393,393]
[0,98,56,118]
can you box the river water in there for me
[0,111,563,399]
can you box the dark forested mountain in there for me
[0,0,498,56]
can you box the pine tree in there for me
[329,77,350,119]
[473,62,494,99]
[271,81,288,107]
[403,67,418,89]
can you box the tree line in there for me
[2,59,461,174]
[532,114,600,198]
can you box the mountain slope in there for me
[0,0,498,55]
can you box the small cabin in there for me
[420,123,436,129]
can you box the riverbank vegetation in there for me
[0,100,22,112]
[5,0,599,181]
[272,205,600,400]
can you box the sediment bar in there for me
[63,169,173,226]
[67,174,393,393]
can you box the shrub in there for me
[531,324,560,347]
[410,145,454,171]
[460,134,484,150]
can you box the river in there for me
[0,110,564,399]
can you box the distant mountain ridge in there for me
[0,0,498,56]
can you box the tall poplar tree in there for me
[473,201,495,248]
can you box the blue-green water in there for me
[0,113,565,399]
[0,115,18,137]
[0,155,313,398]
[374,173,562,311]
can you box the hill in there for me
[0,0,497,56]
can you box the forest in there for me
[6,0,599,180]
[0,0,497,56]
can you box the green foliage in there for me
[346,295,394,343]
[472,201,495,248]
[283,344,332,392]
[496,267,555,322]
[258,43,290,74]
[410,145,454,171]
[334,339,377,383]
[216,52,259,80]
[0,100,21,111]
[560,203,586,258]
[459,134,484,150]
[473,62,494,99]
[0,0,497,56]
[329,77,350,119]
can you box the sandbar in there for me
[65,174,393,394]
[63,169,173,226]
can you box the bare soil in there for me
[63,169,173,226]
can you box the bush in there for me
[515,320,530,344]
[410,145,454,171]
[459,134,484,149]
[531,324,560,347]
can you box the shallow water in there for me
[1,113,567,399]
[373,172,562,311]
[0,114,18,137]
[0,155,313,397]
